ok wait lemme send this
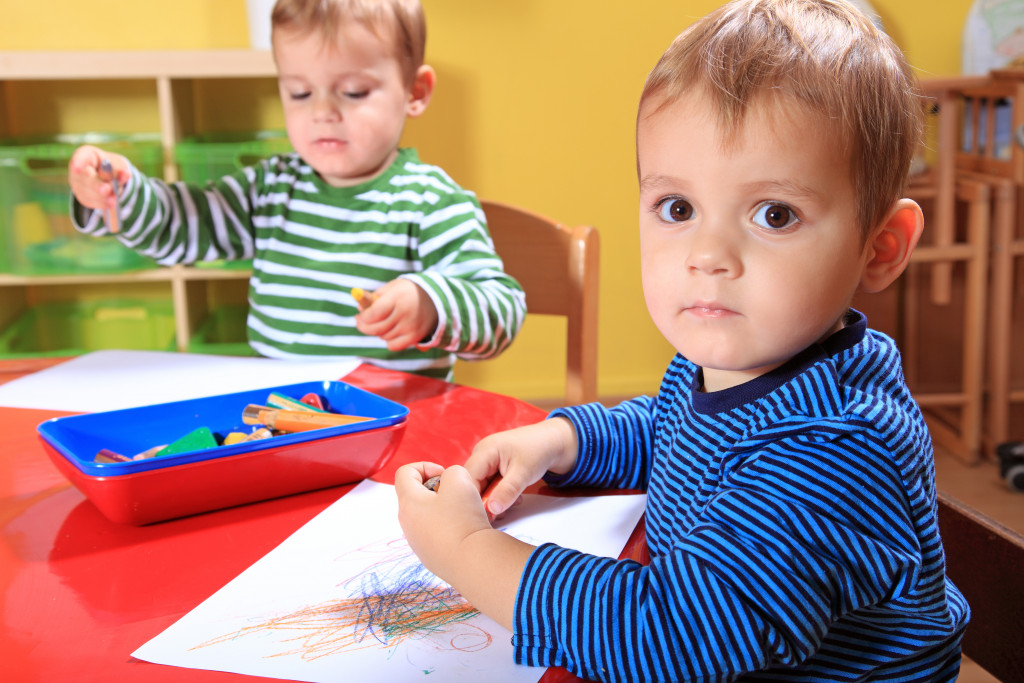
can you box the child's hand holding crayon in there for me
[353,279,439,352]
[462,417,580,518]
[68,145,129,233]
[395,460,536,631]
[395,463,502,566]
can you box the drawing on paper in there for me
[193,536,491,661]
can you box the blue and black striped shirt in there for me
[514,311,969,682]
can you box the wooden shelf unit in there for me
[0,51,276,353]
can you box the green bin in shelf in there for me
[174,131,291,271]
[174,130,293,183]
[0,299,176,358]
[0,133,163,276]
[187,305,257,357]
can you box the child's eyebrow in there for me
[637,174,680,192]
[739,179,823,201]
[638,175,823,202]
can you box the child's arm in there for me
[68,145,261,266]
[397,198,527,361]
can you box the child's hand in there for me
[396,461,536,630]
[464,417,579,518]
[68,145,129,213]
[354,279,439,351]
[395,462,492,581]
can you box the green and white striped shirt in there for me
[74,148,525,379]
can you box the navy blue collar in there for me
[689,309,866,414]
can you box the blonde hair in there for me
[271,0,426,85]
[639,0,922,235]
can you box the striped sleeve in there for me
[546,396,658,491]
[399,177,525,361]
[516,543,766,681]
[72,160,258,266]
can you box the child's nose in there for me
[684,224,741,276]
[312,93,341,122]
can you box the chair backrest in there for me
[955,73,1024,185]
[938,491,1024,682]
[480,200,600,405]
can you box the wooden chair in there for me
[899,174,992,463]
[890,79,995,462]
[911,76,986,305]
[957,70,1024,450]
[480,200,600,405]
[938,491,1024,682]
[913,73,1024,452]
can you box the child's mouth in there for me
[314,138,346,149]
[685,303,735,318]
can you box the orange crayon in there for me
[351,287,377,308]
[242,404,370,433]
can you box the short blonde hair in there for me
[271,0,426,86]
[639,0,922,235]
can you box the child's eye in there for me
[289,91,311,101]
[343,90,370,99]
[752,202,799,231]
[656,197,695,223]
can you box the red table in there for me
[1,360,643,682]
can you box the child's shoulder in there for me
[389,148,472,195]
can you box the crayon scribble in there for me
[193,537,491,661]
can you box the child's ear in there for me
[859,198,924,294]
[407,65,436,118]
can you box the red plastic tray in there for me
[42,421,405,525]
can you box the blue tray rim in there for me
[37,379,408,477]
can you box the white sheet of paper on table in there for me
[132,480,647,683]
[0,350,360,412]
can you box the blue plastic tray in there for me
[38,380,409,477]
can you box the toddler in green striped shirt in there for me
[68,0,525,380]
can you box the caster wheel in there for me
[1005,463,1024,493]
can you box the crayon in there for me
[154,426,218,457]
[241,404,370,432]
[132,445,165,460]
[99,159,121,234]
[243,427,274,441]
[267,391,326,413]
[94,448,131,463]
[222,431,249,446]
[424,475,441,491]
[300,393,326,411]
[351,287,377,307]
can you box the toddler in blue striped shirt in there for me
[397,0,968,680]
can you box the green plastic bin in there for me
[0,299,176,358]
[0,133,163,275]
[174,131,292,183]
[187,305,257,356]
[174,131,291,271]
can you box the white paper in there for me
[133,480,647,683]
[0,350,360,412]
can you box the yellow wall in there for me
[2,0,976,401]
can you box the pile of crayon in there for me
[93,391,369,463]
